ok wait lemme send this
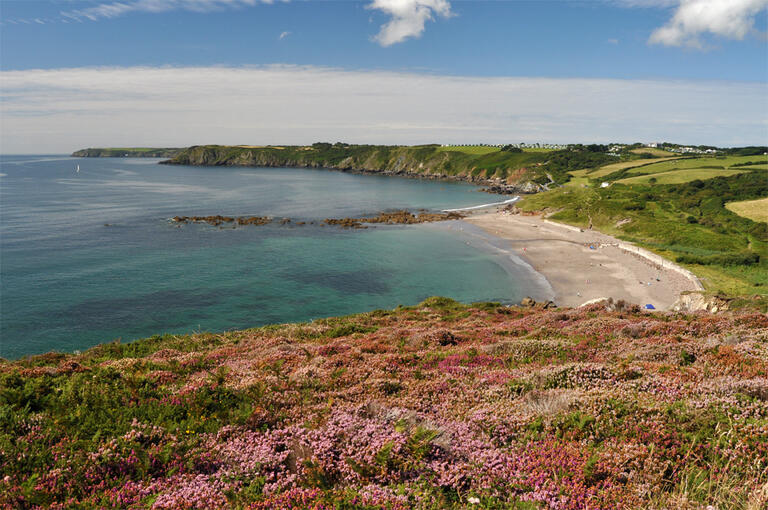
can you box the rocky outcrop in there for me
[170,215,271,226]
[481,181,544,195]
[520,296,557,309]
[169,210,463,229]
[324,210,464,229]
[672,292,732,313]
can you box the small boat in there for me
[76,164,80,173]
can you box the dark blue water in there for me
[0,156,551,359]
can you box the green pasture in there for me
[625,155,767,175]
[583,157,682,179]
[617,168,749,185]
[522,147,557,153]
[436,145,501,155]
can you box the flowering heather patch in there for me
[1,298,767,509]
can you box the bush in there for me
[676,252,760,267]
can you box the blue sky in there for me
[2,1,767,80]
[1,0,767,152]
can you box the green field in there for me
[578,157,682,179]
[521,147,557,153]
[625,155,765,176]
[617,168,749,185]
[726,197,768,223]
[436,145,501,155]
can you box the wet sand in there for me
[464,210,701,310]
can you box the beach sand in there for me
[464,210,701,310]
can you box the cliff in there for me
[160,144,602,191]
[72,147,182,158]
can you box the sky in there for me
[1,0,767,153]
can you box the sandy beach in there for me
[464,209,702,310]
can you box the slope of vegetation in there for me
[2,298,767,509]
[159,143,616,187]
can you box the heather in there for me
[1,298,767,509]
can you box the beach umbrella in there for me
[645,304,656,310]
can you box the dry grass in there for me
[236,145,285,149]
[725,197,768,223]
[521,389,576,415]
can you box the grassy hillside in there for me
[160,144,617,187]
[519,158,767,296]
[2,298,767,509]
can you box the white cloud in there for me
[1,66,765,153]
[649,0,768,47]
[279,30,291,40]
[367,0,452,46]
[62,0,267,22]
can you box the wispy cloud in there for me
[648,0,768,48]
[367,0,452,46]
[61,0,270,22]
[279,30,291,40]
[1,65,764,153]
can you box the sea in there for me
[0,156,552,359]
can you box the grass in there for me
[564,176,590,187]
[436,145,501,155]
[616,168,749,185]
[726,197,768,223]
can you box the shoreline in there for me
[463,209,703,310]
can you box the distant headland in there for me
[72,147,182,158]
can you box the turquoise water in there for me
[0,156,551,359]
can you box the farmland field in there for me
[616,168,749,185]
[436,145,500,155]
[726,197,768,223]
[581,157,682,178]
[625,155,767,175]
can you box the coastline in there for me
[463,208,703,310]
